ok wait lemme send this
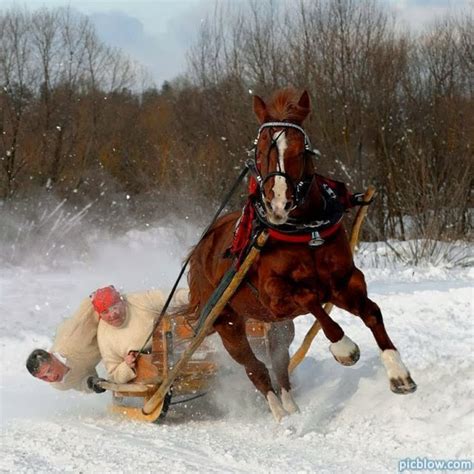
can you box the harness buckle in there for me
[308,231,324,247]
[322,183,337,200]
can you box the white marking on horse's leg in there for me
[266,391,288,422]
[270,131,288,218]
[329,335,360,366]
[281,389,300,414]
[381,349,417,394]
[381,349,408,378]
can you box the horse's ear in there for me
[253,95,267,123]
[298,90,311,116]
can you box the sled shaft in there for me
[143,230,269,415]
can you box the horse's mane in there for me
[267,88,310,123]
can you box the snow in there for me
[1,222,473,472]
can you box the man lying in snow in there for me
[26,295,101,393]
[26,286,188,393]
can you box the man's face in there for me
[35,355,68,383]
[99,301,126,327]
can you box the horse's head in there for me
[252,89,315,225]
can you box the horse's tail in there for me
[168,301,199,322]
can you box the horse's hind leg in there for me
[332,268,417,395]
[214,311,288,422]
[267,320,300,414]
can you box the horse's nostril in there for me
[284,201,293,211]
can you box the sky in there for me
[0,0,471,87]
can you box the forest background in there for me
[1,0,472,263]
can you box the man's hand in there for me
[124,351,138,369]
[87,376,107,394]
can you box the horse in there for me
[185,88,417,422]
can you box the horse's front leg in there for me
[267,320,300,414]
[214,311,289,422]
[264,274,360,366]
[332,268,417,395]
[293,288,361,366]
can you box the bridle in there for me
[247,121,319,211]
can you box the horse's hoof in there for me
[281,389,300,414]
[390,375,417,395]
[330,335,360,366]
[267,391,289,423]
[381,350,416,394]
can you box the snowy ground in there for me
[0,221,473,473]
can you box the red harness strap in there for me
[229,200,255,258]
[268,220,342,244]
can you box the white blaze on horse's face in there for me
[265,131,290,225]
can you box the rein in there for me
[138,122,338,355]
[136,164,251,356]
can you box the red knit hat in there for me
[90,286,122,314]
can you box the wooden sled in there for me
[105,313,219,422]
[104,312,272,423]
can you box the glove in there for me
[351,193,374,206]
[87,376,107,394]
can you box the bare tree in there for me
[0,8,34,197]
[1,2,471,252]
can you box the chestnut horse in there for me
[186,89,416,421]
